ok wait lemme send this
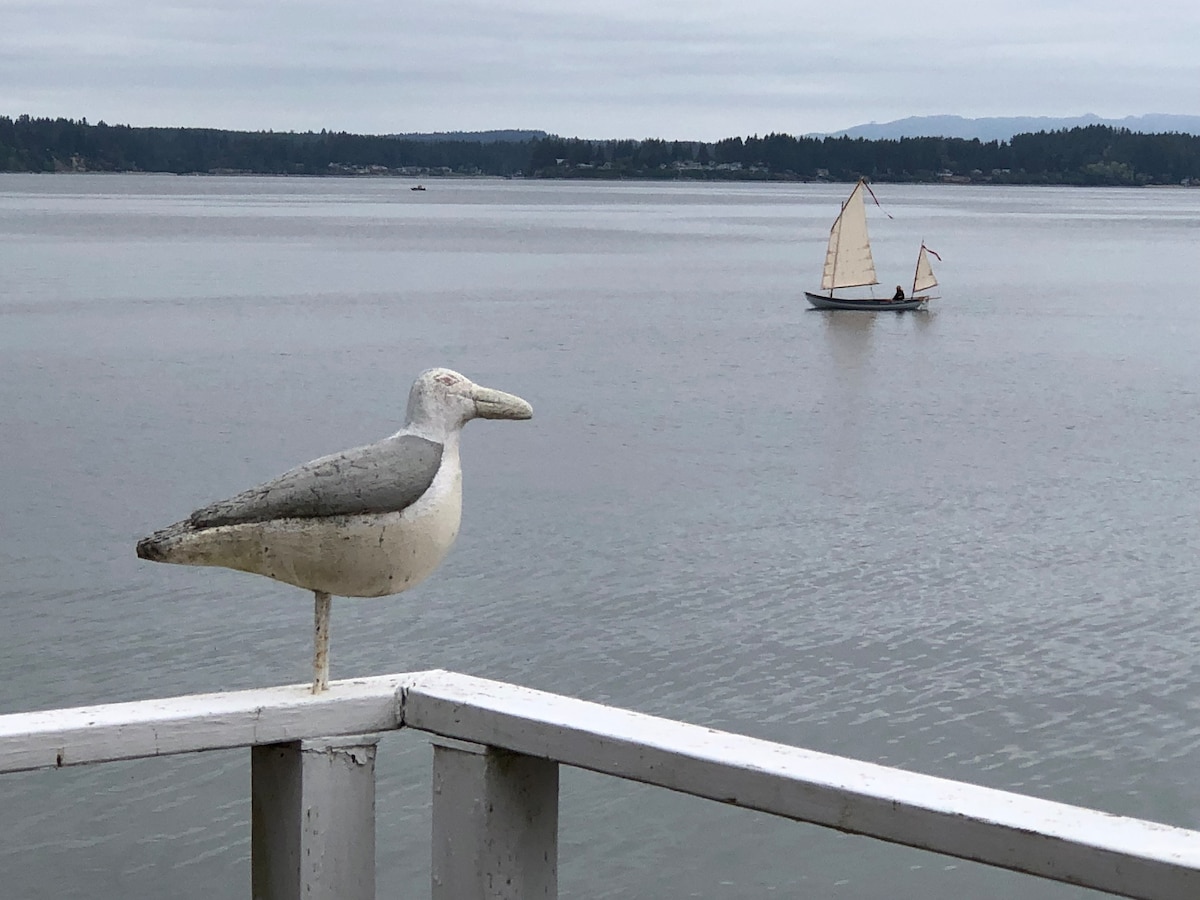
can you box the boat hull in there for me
[804,292,926,311]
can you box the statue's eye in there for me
[435,373,461,387]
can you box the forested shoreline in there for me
[3,115,1199,186]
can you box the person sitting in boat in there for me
[892,285,905,301]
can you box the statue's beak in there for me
[471,384,533,420]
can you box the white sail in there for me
[912,244,939,294]
[820,180,878,291]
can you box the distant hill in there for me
[814,114,1200,142]
[386,129,547,143]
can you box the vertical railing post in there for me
[431,739,559,900]
[251,736,380,900]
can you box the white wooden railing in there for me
[2,669,1198,899]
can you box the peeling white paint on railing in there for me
[2,669,1199,900]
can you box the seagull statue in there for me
[136,367,532,692]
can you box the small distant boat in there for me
[411,185,426,191]
[804,180,939,311]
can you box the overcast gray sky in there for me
[3,0,1198,141]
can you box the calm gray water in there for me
[1,174,1199,898]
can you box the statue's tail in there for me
[135,520,195,562]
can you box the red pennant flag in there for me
[861,181,894,219]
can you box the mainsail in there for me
[912,243,939,295]
[820,180,878,291]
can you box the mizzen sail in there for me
[912,243,939,294]
[820,180,878,291]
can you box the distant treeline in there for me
[3,115,1199,186]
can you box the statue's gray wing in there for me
[190,434,444,527]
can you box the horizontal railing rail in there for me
[0,674,410,773]
[2,669,1197,900]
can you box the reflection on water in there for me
[2,175,1200,899]
[819,308,878,367]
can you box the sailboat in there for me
[804,180,937,311]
